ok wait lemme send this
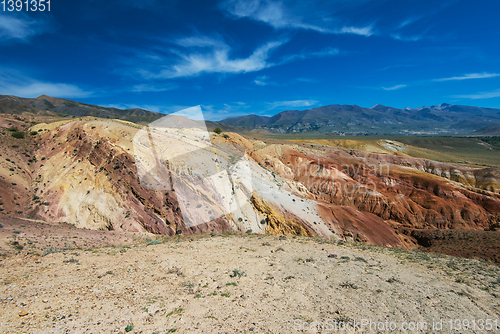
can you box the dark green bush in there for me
[11,132,25,139]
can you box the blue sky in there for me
[0,0,499,120]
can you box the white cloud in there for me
[176,35,227,48]
[295,77,316,83]
[1,82,91,98]
[390,33,423,42]
[253,75,319,87]
[434,72,500,82]
[254,75,271,86]
[201,103,252,120]
[337,26,373,37]
[221,0,374,36]
[382,84,406,91]
[0,13,48,41]
[278,47,339,64]
[131,83,178,92]
[453,89,500,100]
[0,69,91,98]
[138,36,284,79]
[397,16,422,29]
[267,99,319,109]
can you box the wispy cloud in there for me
[267,99,319,109]
[127,34,339,81]
[295,77,317,83]
[279,47,339,64]
[202,103,252,120]
[254,75,273,86]
[390,33,423,42]
[397,16,422,29]
[337,26,373,36]
[453,89,500,100]
[0,13,49,41]
[131,83,178,92]
[135,35,285,79]
[434,72,500,82]
[382,84,406,91]
[0,69,91,98]
[253,75,318,87]
[221,0,374,36]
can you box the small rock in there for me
[279,236,287,240]
[18,311,28,317]
[328,254,337,258]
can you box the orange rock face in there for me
[247,143,500,246]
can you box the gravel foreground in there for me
[1,234,500,334]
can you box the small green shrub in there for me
[43,247,60,256]
[125,325,133,332]
[229,269,246,278]
[11,132,25,139]
[12,241,23,250]
[63,258,79,263]
[181,281,195,288]
[7,127,18,132]
[213,127,222,134]
[166,307,183,317]
[340,281,358,289]
[145,238,162,246]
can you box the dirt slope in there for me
[0,234,499,333]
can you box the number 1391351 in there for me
[2,0,50,11]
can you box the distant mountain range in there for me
[1,94,499,135]
[219,103,500,135]
[0,94,163,124]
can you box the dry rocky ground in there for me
[1,218,499,333]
